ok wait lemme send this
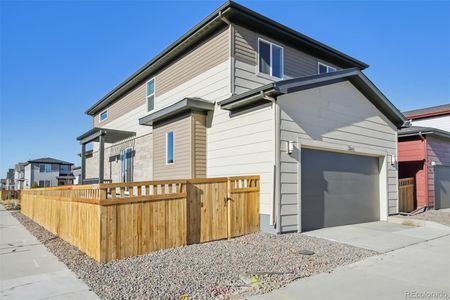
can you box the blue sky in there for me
[1,0,449,177]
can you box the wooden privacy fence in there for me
[21,176,260,262]
[399,177,415,213]
[0,190,21,200]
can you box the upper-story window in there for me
[99,110,108,122]
[318,62,336,74]
[166,131,174,164]
[258,38,284,79]
[39,164,52,173]
[60,165,70,173]
[147,79,155,112]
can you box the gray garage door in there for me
[301,149,380,231]
[435,166,450,209]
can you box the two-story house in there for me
[23,157,75,188]
[78,1,406,233]
[398,104,450,211]
[14,163,26,190]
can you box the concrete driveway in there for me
[252,221,450,300]
[304,221,450,253]
[0,205,99,300]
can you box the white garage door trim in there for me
[296,138,389,232]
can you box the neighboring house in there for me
[0,179,6,190]
[78,1,406,233]
[14,163,26,190]
[5,169,15,190]
[23,157,75,188]
[404,104,450,132]
[398,127,450,210]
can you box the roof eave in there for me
[219,69,407,129]
[399,130,450,140]
[85,1,368,116]
[139,98,215,126]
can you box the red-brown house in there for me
[398,126,450,210]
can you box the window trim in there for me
[166,131,174,165]
[39,163,52,173]
[318,62,337,74]
[146,78,156,112]
[257,38,284,80]
[99,110,108,123]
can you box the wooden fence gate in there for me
[399,177,415,213]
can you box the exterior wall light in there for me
[287,140,294,155]
[390,155,397,166]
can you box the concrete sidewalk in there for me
[0,205,99,300]
[304,221,450,253]
[252,234,450,300]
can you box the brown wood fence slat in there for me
[399,177,415,213]
[0,190,21,200]
[21,176,260,262]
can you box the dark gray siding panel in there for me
[435,165,450,209]
[301,149,380,231]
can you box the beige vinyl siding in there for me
[94,84,146,127]
[206,104,275,218]
[93,27,230,126]
[156,28,229,97]
[278,81,398,232]
[153,114,192,180]
[192,113,207,178]
[233,25,339,94]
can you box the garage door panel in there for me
[301,149,380,231]
[435,166,450,209]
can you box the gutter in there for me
[85,3,232,116]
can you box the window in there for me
[60,165,70,172]
[146,79,155,112]
[99,110,108,122]
[166,131,174,164]
[258,39,284,79]
[39,180,51,187]
[318,62,336,74]
[39,164,52,173]
[120,148,133,183]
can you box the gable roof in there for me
[219,68,407,128]
[403,103,450,120]
[25,157,74,166]
[398,126,450,140]
[85,1,368,116]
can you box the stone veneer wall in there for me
[84,133,153,182]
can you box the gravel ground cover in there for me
[12,212,376,299]
[399,210,450,226]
